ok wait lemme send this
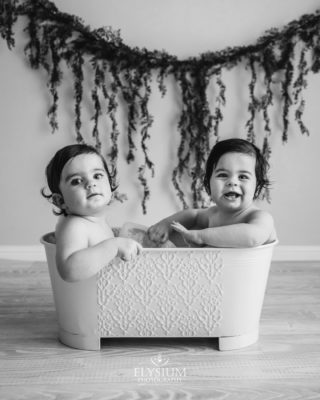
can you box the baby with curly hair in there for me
[43,144,142,282]
[148,138,277,248]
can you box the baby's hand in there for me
[116,238,142,262]
[171,221,199,246]
[147,221,171,244]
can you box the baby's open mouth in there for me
[224,191,241,200]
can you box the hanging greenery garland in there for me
[0,0,318,212]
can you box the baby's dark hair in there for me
[203,138,270,200]
[42,144,116,216]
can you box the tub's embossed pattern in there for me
[97,250,223,337]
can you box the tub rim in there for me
[40,232,278,252]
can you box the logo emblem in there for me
[150,353,169,367]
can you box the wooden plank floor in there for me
[0,259,319,399]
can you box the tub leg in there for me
[58,329,101,350]
[218,329,259,351]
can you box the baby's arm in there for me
[172,210,275,248]
[147,209,204,244]
[56,219,142,282]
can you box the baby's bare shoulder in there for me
[56,215,87,232]
[245,208,273,223]
[55,216,92,244]
[246,208,277,243]
[54,217,90,260]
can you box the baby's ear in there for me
[52,193,66,209]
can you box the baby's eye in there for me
[94,172,105,180]
[70,178,82,186]
[239,174,250,180]
[216,172,228,178]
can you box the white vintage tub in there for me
[41,232,277,351]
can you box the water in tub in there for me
[120,222,175,248]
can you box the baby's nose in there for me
[86,181,96,189]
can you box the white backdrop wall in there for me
[0,0,320,246]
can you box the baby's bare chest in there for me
[207,209,250,228]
